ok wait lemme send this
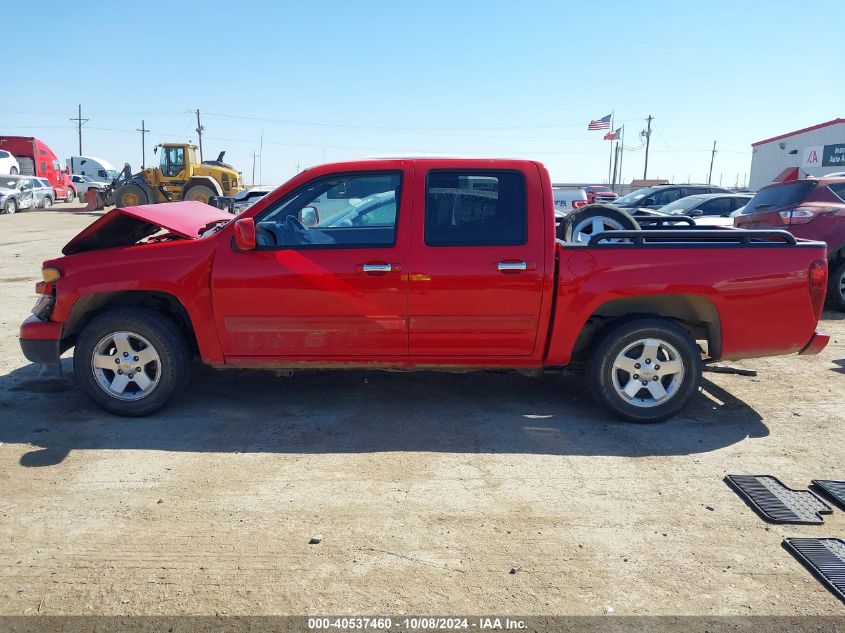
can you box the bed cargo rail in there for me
[588,228,799,246]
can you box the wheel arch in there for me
[181,176,222,199]
[62,290,199,356]
[571,294,722,360]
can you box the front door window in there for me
[160,147,185,177]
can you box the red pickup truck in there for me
[19,158,830,423]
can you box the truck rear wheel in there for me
[561,204,639,243]
[114,184,149,207]
[183,185,215,204]
[586,317,701,423]
[65,189,74,203]
[73,308,190,417]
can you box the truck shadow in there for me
[0,360,768,467]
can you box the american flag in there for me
[588,114,612,130]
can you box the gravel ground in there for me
[0,205,843,616]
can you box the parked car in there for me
[734,177,845,310]
[0,175,36,213]
[0,149,20,175]
[0,137,76,202]
[210,186,274,214]
[654,193,753,226]
[585,185,618,204]
[20,158,829,423]
[614,184,732,210]
[71,174,109,201]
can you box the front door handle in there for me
[497,261,528,272]
[362,263,393,273]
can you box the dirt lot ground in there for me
[0,204,843,617]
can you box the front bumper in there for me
[798,331,830,355]
[19,314,62,365]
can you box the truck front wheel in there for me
[73,308,190,416]
[586,318,702,423]
[114,184,149,207]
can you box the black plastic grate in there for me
[812,480,845,510]
[783,537,845,603]
[724,475,832,524]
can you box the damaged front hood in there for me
[63,201,232,255]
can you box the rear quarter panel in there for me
[547,243,827,363]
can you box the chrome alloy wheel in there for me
[611,338,685,408]
[571,215,625,244]
[91,331,161,401]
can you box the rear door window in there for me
[828,183,845,203]
[745,182,814,212]
[425,171,526,246]
[651,188,683,205]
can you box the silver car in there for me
[0,176,39,214]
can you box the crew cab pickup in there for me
[19,159,830,422]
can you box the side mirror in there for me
[299,205,320,227]
[689,209,703,217]
[233,217,256,251]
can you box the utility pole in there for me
[250,149,259,186]
[642,115,653,180]
[195,109,204,161]
[708,140,717,184]
[618,126,624,188]
[136,120,150,169]
[69,104,89,155]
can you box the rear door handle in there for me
[497,261,528,272]
[361,263,393,273]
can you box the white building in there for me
[749,118,845,191]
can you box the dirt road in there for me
[1,206,843,616]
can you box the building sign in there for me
[802,146,823,167]
[822,143,845,167]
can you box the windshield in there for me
[613,187,658,205]
[659,196,706,214]
[0,177,20,189]
[106,170,119,179]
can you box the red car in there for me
[19,158,829,422]
[734,177,845,310]
[585,185,618,204]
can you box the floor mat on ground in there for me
[724,475,832,524]
[812,480,845,510]
[783,537,845,603]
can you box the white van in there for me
[66,156,119,183]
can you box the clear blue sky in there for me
[3,0,841,187]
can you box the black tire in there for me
[73,308,190,416]
[560,204,639,242]
[9,166,17,175]
[183,184,215,204]
[65,189,74,203]
[41,196,53,209]
[828,258,845,312]
[114,183,149,207]
[3,197,17,214]
[586,317,702,423]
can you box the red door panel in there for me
[408,162,547,357]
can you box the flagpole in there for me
[619,125,625,190]
[607,110,614,185]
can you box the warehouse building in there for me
[749,118,845,191]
